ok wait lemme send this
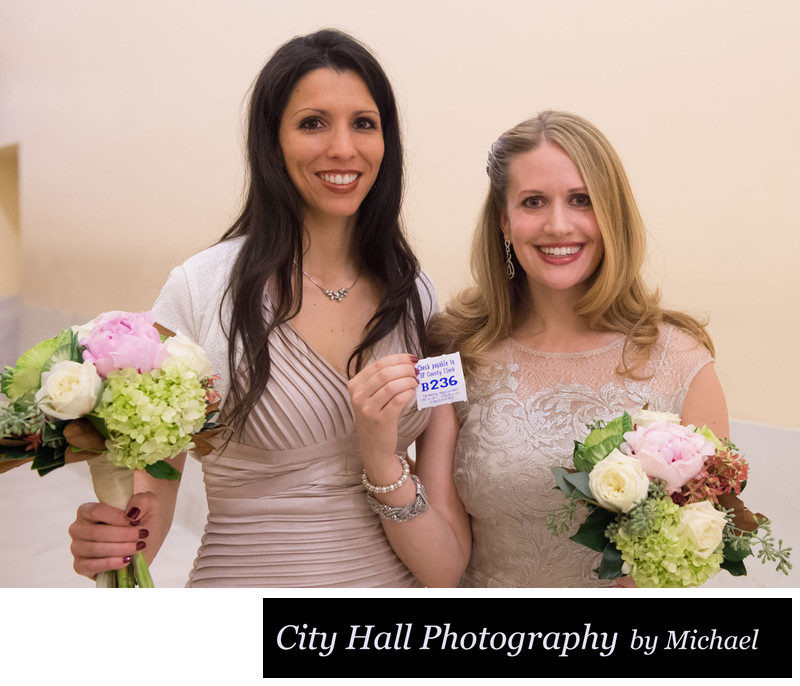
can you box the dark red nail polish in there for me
[136,541,146,551]
[139,529,149,539]
[128,519,141,527]
[122,556,132,564]
[126,507,140,520]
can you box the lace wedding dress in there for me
[453,325,712,587]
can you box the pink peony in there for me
[80,310,168,378]
[621,421,716,493]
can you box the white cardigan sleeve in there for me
[151,238,244,410]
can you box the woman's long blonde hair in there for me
[429,110,713,376]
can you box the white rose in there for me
[35,360,102,420]
[678,501,727,558]
[588,449,650,513]
[632,408,681,429]
[163,331,213,379]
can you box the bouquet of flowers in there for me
[0,311,222,587]
[547,409,791,587]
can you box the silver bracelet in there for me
[361,453,410,494]
[366,474,429,523]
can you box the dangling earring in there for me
[504,238,515,280]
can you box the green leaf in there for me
[41,337,81,374]
[723,538,753,562]
[596,542,625,579]
[573,412,632,472]
[31,443,66,476]
[42,420,68,446]
[145,460,182,480]
[552,466,577,497]
[86,414,111,439]
[720,559,748,576]
[694,424,724,451]
[1,328,74,400]
[570,507,615,553]
[0,445,34,461]
[564,471,595,502]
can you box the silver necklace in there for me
[297,263,360,302]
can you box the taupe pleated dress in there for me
[187,321,427,587]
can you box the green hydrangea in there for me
[607,496,723,588]
[95,361,207,470]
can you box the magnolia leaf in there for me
[145,460,182,481]
[190,425,228,457]
[570,507,615,553]
[0,445,33,461]
[86,414,111,439]
[42,420,68,445]
[596,542,624,579]
[718,492,766,533]
[31,443,66,476]
[723,538,753,562]
[720,558,748,577]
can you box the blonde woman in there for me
[349,111,727,587]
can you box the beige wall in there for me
[1,0,798,428]
[0,145,20,297]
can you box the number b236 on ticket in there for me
[415,352,468,410]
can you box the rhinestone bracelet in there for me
[361,453,410,494]
[367,474,429,523]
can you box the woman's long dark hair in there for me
[219,29,428,433]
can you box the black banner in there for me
[263,597,791,678]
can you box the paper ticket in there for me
[415,352,468,410]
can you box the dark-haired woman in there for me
[67,29,435,587]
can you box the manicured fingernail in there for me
[136,541,146,551]
[138,529,149,539]
[128,519,141,527]
[126,507,140,520]
[122,556,132,564]
[410,356,419,363]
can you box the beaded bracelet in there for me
[366,474,429,523]
[361,453,410,494]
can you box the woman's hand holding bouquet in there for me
[0,311,222,587]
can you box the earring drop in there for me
[504,239,515,280]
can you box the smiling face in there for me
[501,141,604,300]
[278,67,384,230]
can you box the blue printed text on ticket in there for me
[415,352,467,410]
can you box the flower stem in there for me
[116,563,136,588]
[95,570,117,588]
[131,552,154,588]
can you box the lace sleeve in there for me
[651,325,714,406]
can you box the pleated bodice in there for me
[187,322,428,587]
